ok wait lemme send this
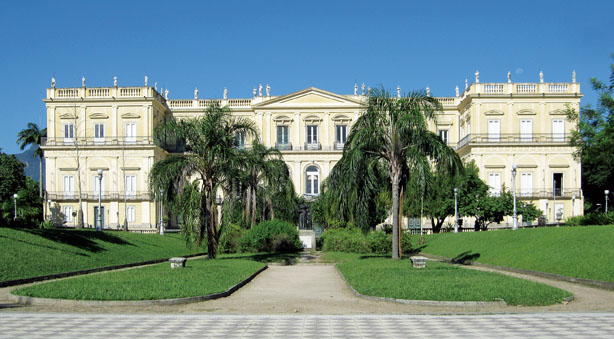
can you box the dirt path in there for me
[2,257,614,314]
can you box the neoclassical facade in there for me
[42,72,582,230]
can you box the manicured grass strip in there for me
[13,259,265,301]
[335,254,571,306]
[413,225,614,282]
[0,227,203,283]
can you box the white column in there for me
[49,106,55,138]
[323,112,329,149]
[294,112,301,149]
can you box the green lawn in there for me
[412,225,614,282]
[0,227,203,283]
[332,253,571,306]
[13,258,265,301]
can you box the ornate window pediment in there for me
[517,109,536,115]
[484,110,504,116]
[332,114,352,122]
[303,115,322,124]
[89,112,109,119]
[121,112,141,119]
[273,115,293,125]
[59,113,78,120]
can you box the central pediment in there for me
[254,87,363,108]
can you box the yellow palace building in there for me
[42,72,583,230]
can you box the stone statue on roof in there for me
[51,77,56,88]
[475,70,480,83]
[114,76,118,87]
[194,88,198,100]
[145,75,148,86]
[266,84,270,97]
[507,71,511,83]
[223,87,228,99]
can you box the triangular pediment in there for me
[254,87,363,108]
[59,113,78,119]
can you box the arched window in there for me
[305,166,319,196]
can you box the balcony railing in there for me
[42,136,155,147]
[516,188,582,199]
[47,87,165,104]
[304,142,322,150]
[47,191,153,201]
[457,133,569,149]
[334,142,345,150]
[275,142,292,150]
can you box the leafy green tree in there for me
[566,55,614,210]
[0,150,42,226]
[0,150,26,203]
[149,103,257,259]
[334,88,462,258]
[17,123,47,197]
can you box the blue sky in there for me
[1,0,613,154]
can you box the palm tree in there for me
[342,88,462,259]
[149,103,257,259]
[17,123,47,198]
[238,141,293,228]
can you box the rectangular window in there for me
[125,123,136,143]
[63,206,73,222]
[553,173,563,197]
[63,123,75,143]
[336,125,347,144]
[487,119,500,142]
[63,175,74,198]
[93,174,105,194]
[520,172,533,197]
[438,130,448,144]
[277,126,289,144]
[488,172,501,196]
[235,132,245,148]
[306,125,318,144]
[520,119,533,142]
[125,175,136,196]
[127,206,136,222]
[94,123,105,144]
[552,119,564,142]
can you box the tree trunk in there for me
[267,196,275,220]
[398,186,404,258]
[432,218,444,233]
[391,172,400,260]
[243,186,251,226]
[204,184,217,259]
[250,187,257,228]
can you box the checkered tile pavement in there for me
[0,313,612,338]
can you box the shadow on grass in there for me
[451,251,481,265]
[221,252,300,265]
[21,228,133,253]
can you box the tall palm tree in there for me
[342,88,462,259]
[238,141,292,228]
[17,123,47,198]
[149,103,257,259]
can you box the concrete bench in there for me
[410,256,427,268]
[169,257,187,268]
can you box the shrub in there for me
[38,220,55,230]
[238,220,302,253]
[218,223,246,254]
[321,228,370,253]
[564,212,614,226]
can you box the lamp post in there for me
[13,193,18,221]
[606,190,610,213]
[512,164,518,230]
[159,188,164,235]
[545,200,549,223]
[571,194,576,218]
[454,188,458,233]
[96,169,103,232]
[553,179,557,226]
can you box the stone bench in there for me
[410,256,427,268]
[169,257,187,269]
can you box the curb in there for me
[333,265,507,307]
[421,253,614,292]
[0,253,207,288]
[10,265,268,306]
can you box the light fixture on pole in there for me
[553,179,557,226]
[159,188,164,235]
[454,188,458,233]
[571,194,576,218]
[606,190,610,213]
[512,164,518,230]
[13,193,18,221]
[96,169,103,232]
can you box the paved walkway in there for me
[0,312,613,338]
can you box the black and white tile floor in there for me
[0,312,612,338]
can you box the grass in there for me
[332,253,571,306]
[0,227,204,283]
[13,258,265,301]
[412,225,614,282]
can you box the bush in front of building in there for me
[217,223,246,254]
[238,220,302,253]
[565,212,614,226]
[321,228,412,254]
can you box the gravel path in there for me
[2,257,614,314]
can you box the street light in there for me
[606,190,610,213]
[159,188,164,235]
[571,194,576,218]
[553,179,557,227]
[454,188,458,233]
[96,169,103,232]
[13,193,18,221]
[512,164,518,230]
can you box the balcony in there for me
[42,136,155,147]
[47,191,153,201]
[334,142,345,150]
[516,188,582,199]
[275,142,292,150]
[457,133,569,150]
[304,142,322,150]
